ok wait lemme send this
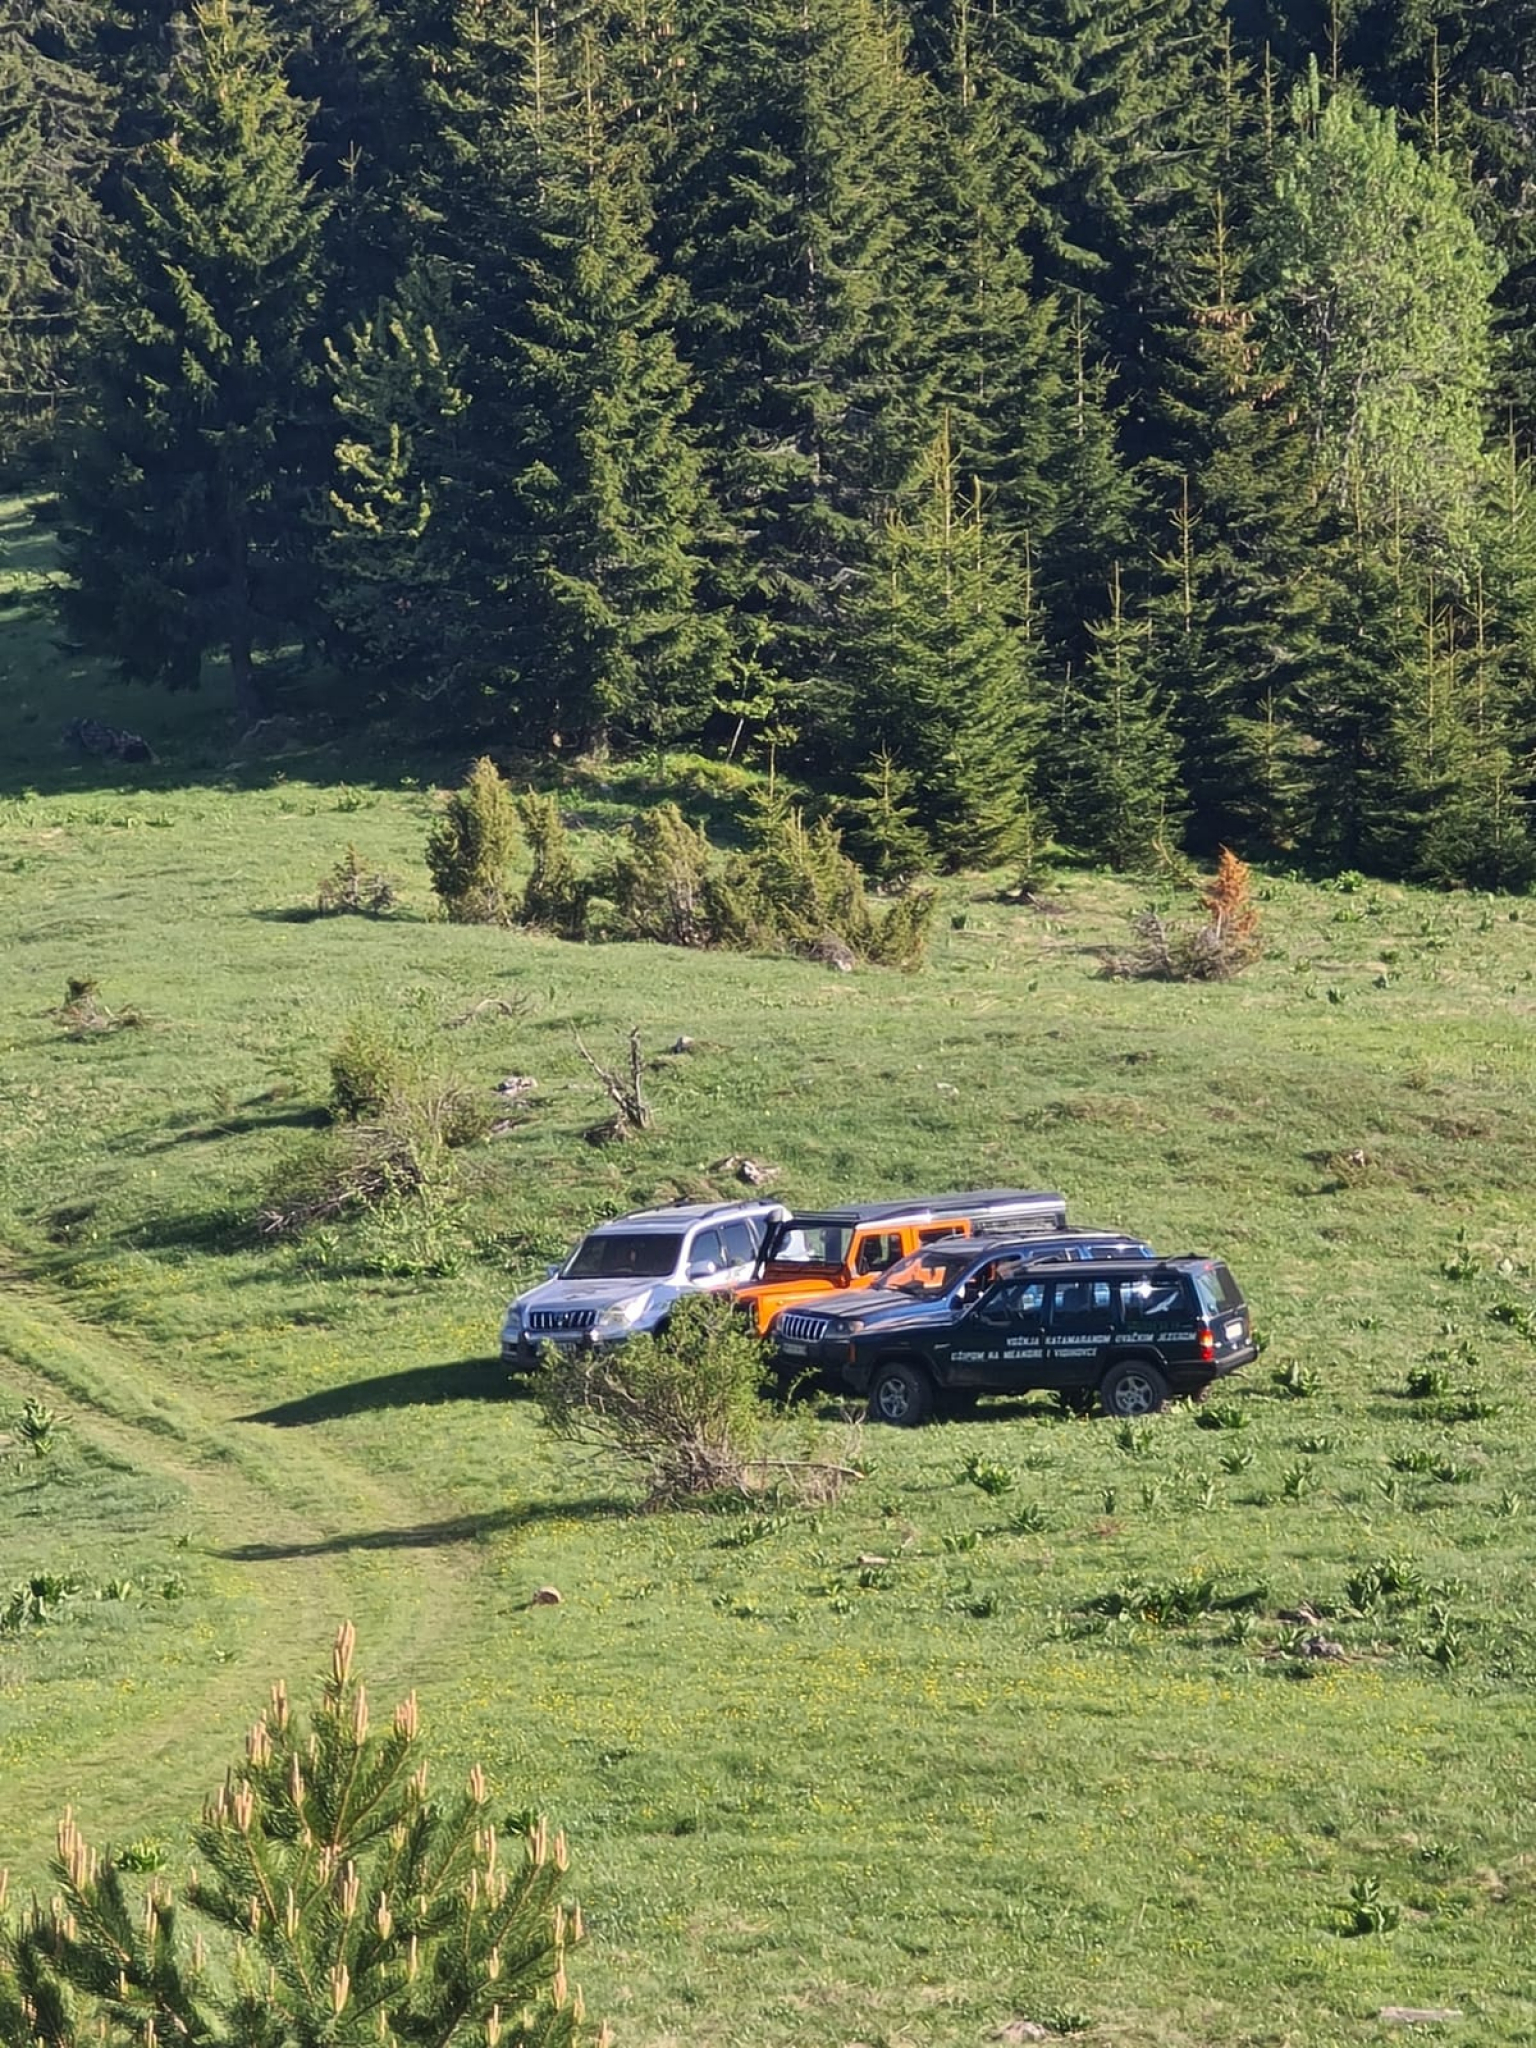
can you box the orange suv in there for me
[733,1189,1067,1332]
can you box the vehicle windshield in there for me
[563,1231,684,1280]
[1190,1263,1243,1316]
[760,1219,855,1271]
[874,1249,974,1299]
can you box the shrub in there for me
[534,1295,768,1504]
[534,1296,860,1508]
[426,756,520,923]
[258,1122,432,1237]
[328,1014,410,1122]
[53,975,143,1036]
[316,843,400,916]
[17,1397,59,1457]
[518,791,585,935]
[591,797,936,968]
[605,802,715,946]
[0,1625,596,2048]
[1103,846,1263,982]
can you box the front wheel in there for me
[867,1360,934,1428]
[1100,1358,1170,1418]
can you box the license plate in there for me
[778,1340,808,1356]
[1224,1319,1244,1342]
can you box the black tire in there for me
[867,1359,934,1428]
[1099,1358,1170,1418]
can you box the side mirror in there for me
[689,1258,720,1281]
[544,1262,562,1280]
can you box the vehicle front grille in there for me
[527,1307,599,1334]
[777,1311,831,1345]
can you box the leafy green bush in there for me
[426,756,520,923]
[533,1295,771,1506]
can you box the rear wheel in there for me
[867,1360,934,1428]
[1100,1358,1170,1418]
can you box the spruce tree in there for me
[916,0,1063,553]
[1293,525,1420,872]
[0,0,110,456]
[846,421,1038,871]
[270,0,416,321]
[323,269,468,706]
[1044,563,1188,868]
[60,0,329,726]
[1035,301,1143,679]
[413,0,720,750]
[661,0,933,704]
[1002,0,1231,457]
[1147,194,1325,851]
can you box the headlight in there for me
[502,1304,524,1336]
[596,1295,650,1333]
[844,1318,867,1334]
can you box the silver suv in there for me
[501,1199,788,1370]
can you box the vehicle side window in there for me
[985,1280,1045,1320]
[1120,1278,1185,1323]
[1050,1278,1113,1324]
[855,1232,901,1274]
[917,1225,956,1245]
[721,1220,757,1266]
[688,1228,725,1275]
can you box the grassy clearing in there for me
[2,501,1536,2043]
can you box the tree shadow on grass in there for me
[135,1103,330,1151]
[217,1496,626,1561]
[241,1358,522,1427]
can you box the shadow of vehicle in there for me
[240,1357,520,1427]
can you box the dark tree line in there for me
[10,0,1536,887]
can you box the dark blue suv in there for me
[769,1242,1255,1424]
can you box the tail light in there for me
[1198,1325,1215,1364]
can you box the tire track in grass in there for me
[0,1266,485,1860]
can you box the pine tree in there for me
[60,0,329,726]
[661,0,933,704]
[1045,563,1188,868]
[415,0,720,750]
[0,1625,595,2048]
[846,421,1038,871]
[0,0,110,456]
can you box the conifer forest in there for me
[9,0,1536,886]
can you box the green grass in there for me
[3,499,1536,2044]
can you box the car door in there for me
[946,1279,1047,1389]
[1042,1276,1117,1389]
[686,1227,730,1288]
[718,1218,764,1287]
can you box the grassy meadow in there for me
[2,496,1536,2045]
